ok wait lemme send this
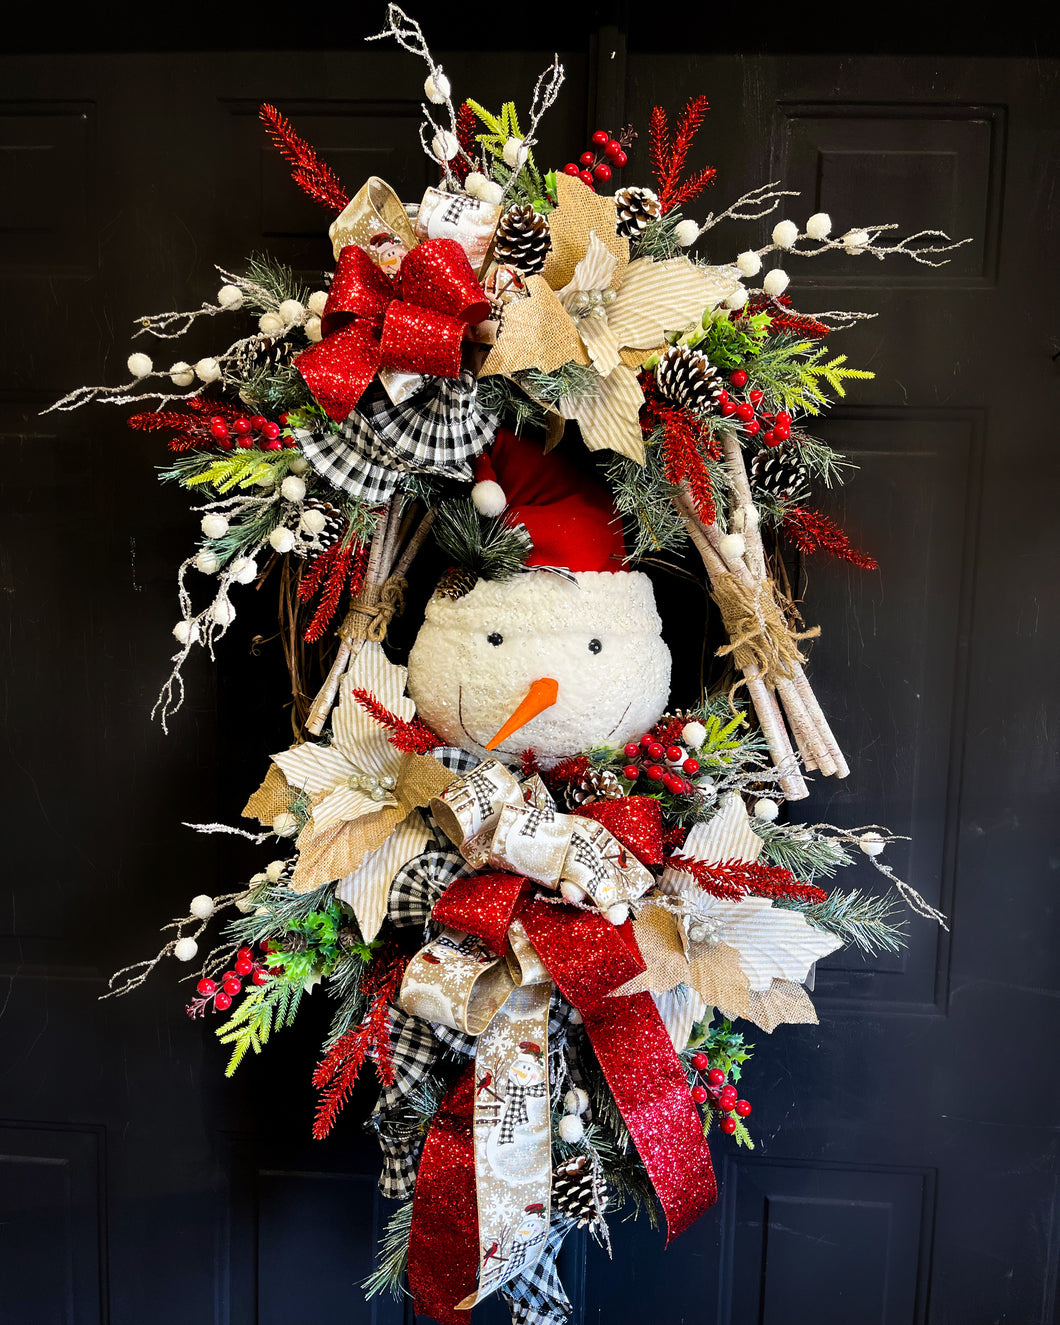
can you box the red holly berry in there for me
[744,421,760,437]
[262,438,282,451]
[639,733,654,748]
[248,416,266,431]
[196,978,217,996]
[606,139,623,158]
[236,434,254,449]
[665,745,683,763]
[591,129,609,147]
[563,162,580,176]
[645,764,665,782]
[578,170,595,188]
[730,370,748,388]
[260,938,273,951]
[707,1068,726,1087]
[776,411,792,428]
[749,389,764,406]
[719,1086,738,1106]
[683,757,700,775]
[663,774,682,794]
[624,742,640,759]
[772,422,791,441]
[613,149,628,168]
[623,764,640,780]
[715,390,729,405]
[209,422,230,441]
[691,1084,708,1104]
[213,991,232,1011]
[593,163,612,183]
[222,977,242,997]
[720,1116,737,1135]
[691,1052,709,1071]
[647,741,665,760]
[234,957,253,977]
[217,437,234,451]
[735,402,755,422]
[251,968,270,987]
[735,1099,752,1117]
[721,400,738,416]
[261,421,281,440]
[763,429,779,446]
[278,414,289,426]
[232,417,252,434]
[579,151,595,167]
[236,947,253,962]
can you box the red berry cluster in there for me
[689,1053,752,1134]
[715,370,792,446]
[208,413,293,453]
[185,942,272,1017]
[562,126,635,189]
[621,731,700,796]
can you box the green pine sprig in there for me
[433,498,532,580]
[215,977,304,1076]
[778,886,907,957]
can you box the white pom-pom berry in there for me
[560,880,587,905]
[304,316,322,343]
[696,776,717,798]
[424,71,450,103]
[558,1113,586,1144]
[307,290,329,316]
[772,219,799,249]
[502,137,528,168]
[762,268,790,298]
[806,212,832,240]
[195,357,221,383]
[605,903,630,927]
[127,352,153,378]
[172,619,198,645]
[478,180,505,205]
[842,228,870,255]
[563,1087,590,1115]
[200,513,229,539]
[673,218,700,247]
[753,797,780,822]
[194,549,220,575]
[230,556,258,585]
[288,456,309,475]
[299,508,328,535]
[189,894,215,920]
[265,859,287,882]
[278,298,305,325]
[719,532,747,561]
[269,527,296,554]
[736,250,762,277]
[724,286,749,310]
[682,720,707,749]
[259,311,285,336]
[464,171,488,199]
[431,130,459,162]
[859,831,886,857]
[272,813,299,838]
[471,479,507,518]
[217,284,243,309]
[173,937,199,962]
[211,598,236,627]
[169,361,195,387]
[280,475,306,504]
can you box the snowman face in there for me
[508,1054,545,1088]
[407,570,671,764]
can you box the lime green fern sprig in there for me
[747,334,874,416]
[464,98,543,203]
[215,977,304,1076]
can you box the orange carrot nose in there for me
[485,677,559,751]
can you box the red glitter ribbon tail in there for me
[407,1064,480,1325]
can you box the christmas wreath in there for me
[51,8,967,1322]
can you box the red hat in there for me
[472,428,626,573]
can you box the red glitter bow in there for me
[295,238,491,422]
[408,869,717,1324]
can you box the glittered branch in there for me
[259,103,350,215]
[649,95,716,213]
[782,504,879,570]
[352,687,441,755]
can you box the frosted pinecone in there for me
[232,333,295,375]
[493,204,551,275]
[614,186,662,239]
[749,446,808,501]
[654,345,722,413]
[436,565,478,601]
[569,769,625,807]
[553,1155,608,1228]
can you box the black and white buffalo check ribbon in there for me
[500,1215,576,1325]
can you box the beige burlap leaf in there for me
[726,978,819,1034]
[616,905,689,995]
[480,276,589,378]
[541,173,629,291]
[242,762,294,826]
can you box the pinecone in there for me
[232,334,295,375]
[749,445,808,501]
[337,926,361,951]
[654,345,722,413]
[435,565,477,600]
[280,931,309,954]
[553,1155,608,1228]
[614,186,662,239]
[569,768,625,807]
[493,204,552,276]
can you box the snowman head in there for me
[407,428,672,764]
[408,569,670,763]
[507,1043,546,1088]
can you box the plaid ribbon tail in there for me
[500,1216,575,1325]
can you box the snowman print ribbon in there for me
[400,759,717,1322]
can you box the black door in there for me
[2,24,1057,1325]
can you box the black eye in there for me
[487,632,504,646]
[588,638,602,654]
